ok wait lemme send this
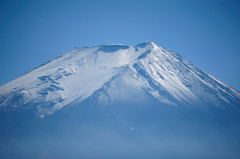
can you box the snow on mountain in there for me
[0,41,240,117]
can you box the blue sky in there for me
[0,0,240,89]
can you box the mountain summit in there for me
[0,41,240,117]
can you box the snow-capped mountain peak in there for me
[0,42,240,117]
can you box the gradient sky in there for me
[0,0,240,89]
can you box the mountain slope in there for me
[0,41,240,117]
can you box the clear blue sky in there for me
[0,0,240,90]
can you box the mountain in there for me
[1,41,240,159]
[0,41,239,117]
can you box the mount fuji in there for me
[1,41,240,159]
[0,41,239,117]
